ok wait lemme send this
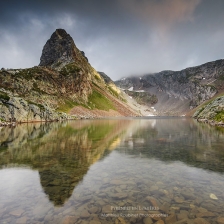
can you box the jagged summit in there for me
[39,29,88,68]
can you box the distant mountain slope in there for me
[0,29,138,124]
[97,72,113,84]
[115,60,224,115]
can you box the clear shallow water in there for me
[0,118,224,224]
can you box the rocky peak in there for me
[54,28,69,39]
[39,29,87,68]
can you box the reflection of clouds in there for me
[140,119,157,128]
[128,140,134,148]
[135,138,145,144]
[119,119,158,147]
[119,118,224,174]
[151,119,156,128]
[125,119,157,135]
[0,168,40,200]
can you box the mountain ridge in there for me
[1,28,224,125]
[0,29,139,125]
[115,59,224,116]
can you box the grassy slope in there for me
[57,86,116,113]
[214,110,224,122]
[88,89,115,111]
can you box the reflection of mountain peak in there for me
[39,169,84,206]
[0,120,133,206]
[1,119,224,206]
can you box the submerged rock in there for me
[209,193,218,200]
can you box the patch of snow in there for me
[140,77,142,80]
[136,90,145,92]
[147,114,155,116]
[203,77,205,79]
[128,87,133,91]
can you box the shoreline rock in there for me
[196,118,224,127]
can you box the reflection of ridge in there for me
[39,120,134,206]
[1,118,224,206]
[118,118,224,173]
[0,120,133,206]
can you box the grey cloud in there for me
[1,0,224,80]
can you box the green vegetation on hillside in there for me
[57,99,80,113]
[214,111,224,122]
[0,91,10,101]
[88,90,115,111]
[57,88,116,113]
[60,63,80,76]
[17,67,43,80]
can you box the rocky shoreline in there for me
[0,114,139,127]
[196,118,224,127]
[0,120,63,127]
[0,121,16,127]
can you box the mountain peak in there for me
[54,28,68,38]
[39,29,84,68]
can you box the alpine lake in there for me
[0,118,224,224]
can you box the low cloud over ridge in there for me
[1,0,224,80]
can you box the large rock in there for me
[39,29,88,68]
[0,94,70,123]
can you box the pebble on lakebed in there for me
[210,193,218,200]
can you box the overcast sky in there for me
[1,0,224,80]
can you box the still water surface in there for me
[0,118,224,224]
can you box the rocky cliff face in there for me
[193,95,224,126]
[39,29,88,68]
[0,29,138,124]
[115,60,224,115]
